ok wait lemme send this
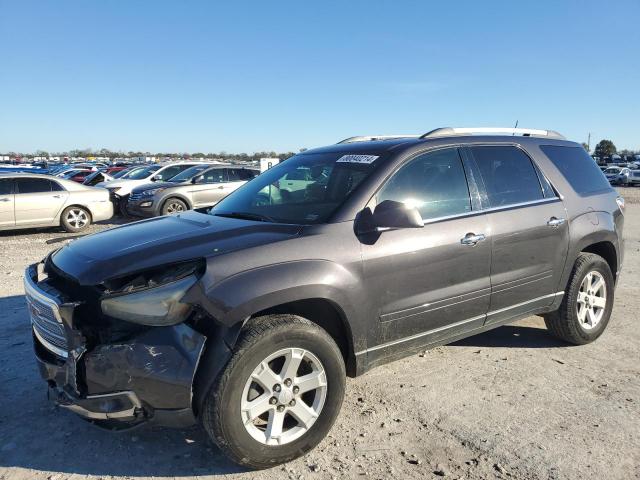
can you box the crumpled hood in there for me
[51,211,302,285]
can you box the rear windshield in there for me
[211,152,382,224]
[540,145,611,195]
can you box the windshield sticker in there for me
[336,154,379,164]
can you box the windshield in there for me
[127,165,161,180]
[210,152,380,224]
[112,168,134,178]
[604,168,620,173]
[168,164,210,183]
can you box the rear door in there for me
[224,168,251,194]
[14,178,68,226]
[0,178,15,227]
[361,147,492,353]
[467,145,569,325]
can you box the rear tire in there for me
[202,315,346,469]
[544,253,614,345]
[61,206,91,232]
[162,198,188,215]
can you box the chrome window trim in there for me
[419,196,561,226]
[356,291,565,356]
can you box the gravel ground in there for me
[0,188,639,480]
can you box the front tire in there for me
[162,198,188,215]
[202,315,346,469]
[61,206,91,232]
[544,253,614,344]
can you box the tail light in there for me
[616,196,625,214]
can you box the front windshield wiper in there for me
[213,212,276,223]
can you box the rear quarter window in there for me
[540,145,611,195]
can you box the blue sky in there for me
[1,0,638,153]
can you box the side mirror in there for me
[191,175,204,184]
[372,200,424,231]
[151,175,160,182]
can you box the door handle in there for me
[217,185,224,189]
[460,233,486,246]
[0,198,10,202]
[547,217,566,228]
[52,194,62,198]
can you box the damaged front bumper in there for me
[25,263,206,428]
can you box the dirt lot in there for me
[0,188,639,480]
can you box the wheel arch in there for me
[581,241,618,283]
[248,298,357,377]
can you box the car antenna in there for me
[513,120,518,135]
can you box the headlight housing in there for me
[100,260,204,326]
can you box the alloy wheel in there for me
[240,348,328,446]
[166,202,185,213]
[576,270,607,330]
[66,209,88,229]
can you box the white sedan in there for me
[0,173,113,232]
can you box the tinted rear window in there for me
[540,145,611,195]
[0,179,12,195]
[470,146,544,207]
[16,178,55,193]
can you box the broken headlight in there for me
[100,260,204,326]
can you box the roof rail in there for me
[420,127,565,140]
[336,134,421,144]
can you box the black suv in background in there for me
[25,127,624,468]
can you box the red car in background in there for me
[103,166,127,175]
[60,168,93,183]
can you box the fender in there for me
[560,212,618,287]
[189,259,365,349]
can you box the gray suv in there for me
[25,127,624,469]
[127,165,259,217]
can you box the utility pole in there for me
[587,132,591,152]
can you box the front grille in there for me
[129,192,144,202]
[27,293,68,355]
[25,267,69,357]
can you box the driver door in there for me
[360,147,491,357]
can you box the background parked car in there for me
[82,170,115,187]
[95,163,209,215]
[0,174,113,232]
[59,168,93,183]
[127,165,259,217]
[628,169,640,186]
[603,166,631,185]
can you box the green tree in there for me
[594,139,616,159]
[581,142,590,152]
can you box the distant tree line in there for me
[583,140,639,161]
[1,148,301,161]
